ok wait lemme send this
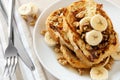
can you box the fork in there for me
[3,0,18,78]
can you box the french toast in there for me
[43,0,119,78]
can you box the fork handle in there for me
[8,0,15,42]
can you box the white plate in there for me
[33,0,120,80]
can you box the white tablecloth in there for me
[0,0,120,80]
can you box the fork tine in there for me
[9,57,14,75]
[7,57,12,77]
[3,58,9,78]
[2,56,18,80]
[11,56,18,76]
[7,57,11,68]
[3,52,18,78]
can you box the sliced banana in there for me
[90,14,108,31]
[85,30,103,46]
[44,32,57,46]
[90,66,108,80]
[18,4,32,15]
[111,46,120,60]
[79,17,91,27]
[18,3,38,15]
[27,3,39,15]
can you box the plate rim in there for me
[33,0,65,79]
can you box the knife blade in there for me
[13,22,35,71]
[0,2,35,71]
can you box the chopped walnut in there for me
[29,21,35,26]
[51,16,58,21]
[22,15,28,21]
[54,47,60,53]
[81,33,85,40]
[110,34,116,44]
[76,11,85,18]
[58,17,63,23]
[21,14,38,26]
[41,30,47,35]
[57,56,68,65]
[73,22,79,28]
[78,68,90,75]
[86,44,92,50]
[32,14,38,19]
[83,26,88,31]
[104,57,114,70]
[53,22,59,27]
[78,69,85,75]
[60,13,64,17]
[103,34,109,41]
[77,30,80,33]
[81,25,92,32]
[98,42,108,49]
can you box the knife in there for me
[0,2,35,71]
[13,21,35,71]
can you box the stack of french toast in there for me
[42,0,120,79]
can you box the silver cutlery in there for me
[0,0,35,71]
[3,0,18,78]
[13,22,35,71]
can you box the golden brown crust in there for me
[44,0,119,69]
[60,45,90,68]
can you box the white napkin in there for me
[0,0,58,80]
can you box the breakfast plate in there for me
[33,0,120,80]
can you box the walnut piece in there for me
[57,56,68,65]
[104,57,114,70]
[78,68,90,75]
[54,47,60,53]
[73,22,79,27]
[76,11,85,18]
[40,30,47,35]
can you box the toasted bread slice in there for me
[45,0,119,68]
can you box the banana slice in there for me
[18,3,38,15]
[90,66,108,80]
[27,3,39,15]
[111,46,120,60]
[44,32,57,46]
[18,4,32,15]
[85,30,103,46]
[90,14,108,31]
[79,17,91,27]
